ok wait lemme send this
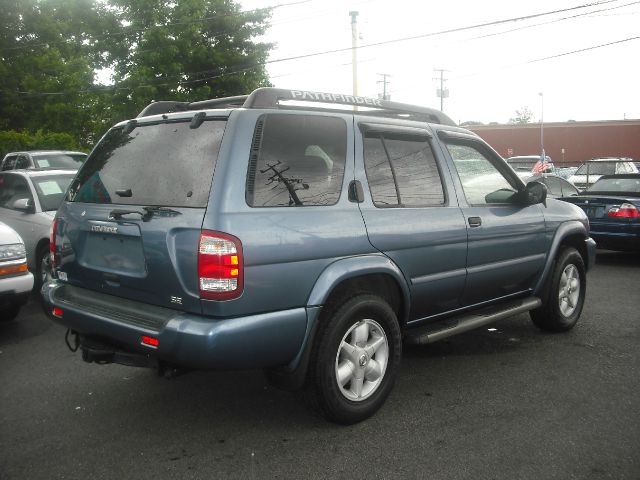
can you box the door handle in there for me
[468,216,482,227]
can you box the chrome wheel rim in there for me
[335,318,389,402]
[558,264,580,317]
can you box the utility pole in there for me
[377,73,391,100]
[349,11,359,97]
[433,69,449,111]
[539,92,545,161]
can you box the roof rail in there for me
[137,87,455,125]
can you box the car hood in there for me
[0,221,24,244]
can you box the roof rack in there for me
[137,87,455,126]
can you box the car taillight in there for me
[198,231,243,300]
[49,217,59,269]
[607,203,640,218]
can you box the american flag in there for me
[532,159,550,174]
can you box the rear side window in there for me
[67,119,225,207]
[16,155,30,169]
[246,114,347,207]
[2,155,17,171]
[363,134,445,207]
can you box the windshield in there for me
[575,163,616,175]
[67,119,226,207]
[32,153,86,169]
[588,177,640,193]
[32,174,74,211]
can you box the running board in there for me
[404,297,542,345]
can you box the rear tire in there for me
[35,245,51,291]
[530,247,586,332]
[306,294,402,424]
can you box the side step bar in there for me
[404,297,542,345]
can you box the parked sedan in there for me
[0,169,76,288]
[560,174,640,251]
[0,220,33,320]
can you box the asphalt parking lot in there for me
[1,250,639,480]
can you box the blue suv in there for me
[42,88,596,424]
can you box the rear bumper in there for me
[41,281,308,370]
[590,229,640,252]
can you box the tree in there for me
[0,0,118,141]
[0,0,273,145]
[509,106,535,124]
[95,0,273,130]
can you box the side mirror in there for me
[12,198,35,213]
[524,181,547,206]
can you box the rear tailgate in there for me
[54,115,227,315]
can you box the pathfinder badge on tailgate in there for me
[91,225,118,234]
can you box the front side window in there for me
[447,143,518,205]
[246,114,347,207]
[0,174,33,210]
[68,119,225,207]
[363,134,444,207]
[15,156,30,169]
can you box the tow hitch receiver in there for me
[77,335,159,369]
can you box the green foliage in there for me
[0,0,273,146]
[0,130,82,159]
[509,106,535,124]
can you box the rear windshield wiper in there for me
[108,206,181,222]
[109,209,144,220]
[142,206,181,221]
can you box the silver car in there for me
[1,150,86,171]
[0,169,76,288]
[0,220,33,320]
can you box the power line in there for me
[6,0,633,97]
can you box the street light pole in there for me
[539,92,545,161]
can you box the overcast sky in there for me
[240,0,640,124]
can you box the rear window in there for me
[67,119,225,207]
[32,174,74,211]
[32,153,86,169]
[588,177,640,193]
[575,163,615,175]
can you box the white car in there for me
[0,169,76,288]
[0,221,33,320]
[568,158,639,191]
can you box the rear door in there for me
[355,119,468,321]
[56,115,227,314]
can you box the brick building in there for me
[469,119,640,167]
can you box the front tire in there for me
[530,247,586,332]
[307,294,402,424]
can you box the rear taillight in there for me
[607,203,640,218]
[198,231,243,300]
[49,217,59,268]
